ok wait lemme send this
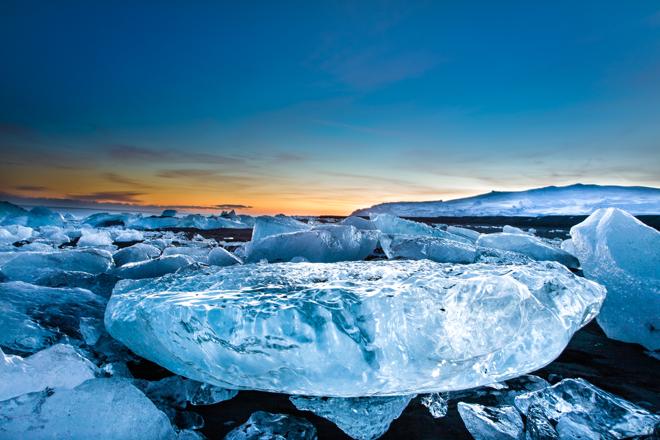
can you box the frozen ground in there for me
[0,202,658,439]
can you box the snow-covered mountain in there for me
[352,184,660,217]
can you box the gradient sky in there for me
[1,1,659,215]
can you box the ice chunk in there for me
[0,378,177,439]
[0,248,113,283]
[371,214,470,243]
[477,233,579,269]
[26,206,64,227]
[340,216,377,230]
[502,225,530,235]
[162,209,178,217]
[0,281,105,353]
[245,225,378,263]
[290,395,411,440]
[105,260,604,397]
[559,239,576,257]
[446,225,480,242]
[162,246,212,264]
[457,402,524,440]
[78,228,114,247]
[524,405,558,439]
[514,378,659,439]
[380,235,476,263]
[113,243,162,267]
[35,225,70,246]
[208,247,242,266]
[0,225,33,245]
[136,375,237,408]
[225,411,317,440]
[113,255,194,280]
[420,393,448,418]
[115,229,145,243]
[251,215,311,242]
[570,208,660,351]
[0,344,97,401]
[130,215,181,230]
[0,201,28,224]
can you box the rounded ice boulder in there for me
[105,260,605,397]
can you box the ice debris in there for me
[476,233,579,269]
[420,393,448,418]
[290,395,412,440]
[113,255,194,280]
[514,378,660,439]
[208,247,242,266]
[113,243,162,267]
[0,248,113,283]
[105,260,605,396]
[0,344,97,401]
[457,402,524,440]
[224,411,317,440]
[570,208,660,351]
[380,235,476,263]
[0,378,177,439]
[0,281,105,353]
[245,225,378,263]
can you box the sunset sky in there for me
[1,1,659,215]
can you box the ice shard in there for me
[105,260,604,396]
[113,255,194,280]
[0,378,177,439]
[0,344,97,401]
[245,225,378,263]
[380,235,477,263]
[207,247,242,266]
[290,395,412,440]
[570,208,660,351]
[514,378,660,439]
[457,402,524,440]
[476,233,579,269]
[370,214,469,243]
[225,411,317,440]
[0,281,105,353]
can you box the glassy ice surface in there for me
[105,260,604,396]
[208,247,242,266]
[114,228,144,243]
[78,229,114,247]
[136,375,238,409]
[420,393,448,418]
[457,402,524,440]
[225,411,317,440]
[380,235,477,263]
[113,255,194,280]
[245,225,378,263]
[251,215,311,242]
[113,243,162,267]
[0,378,177,440]
[524,405,559,440]
[570,208,660,351]
[290,395,412,440]
[0,249,113,283]
[477,233,579,269]
[0,281,105,353]
[514,378,660,439]
[340,216,377,230]
[0,344,97,401]
[446,225,481,242]
[370,214,469,243]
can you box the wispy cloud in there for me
[14,185,48,192]
[106,144,245,166]
[67,191,145,203]
[156,169,220,179]
[216,204,252,209]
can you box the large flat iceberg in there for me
[105,260,605,397]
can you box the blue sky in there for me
[1,1,659,214]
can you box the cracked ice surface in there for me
[514,378,660,439]
[105,260,605,397]
[290,395,412,440]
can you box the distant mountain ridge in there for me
[352,184,660,217]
